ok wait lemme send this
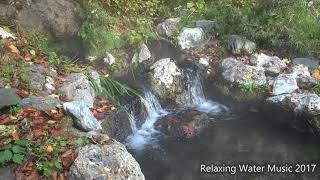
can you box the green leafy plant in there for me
[88,72,140,105]
[0,140,29,166]
[239,82,268,93]
[10,105,21,116]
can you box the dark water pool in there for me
[129,111,320,180]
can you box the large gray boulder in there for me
[177,27,206,50]
[149,58,184,100]
[226,35,256,55]
[63,101,102,132]
[221,58,267,86]
[19,95,61,111]
[250,53,287,76]
[0,88,21,109]
[59,73,96,108]
[69,134,145,180]
[156,18,181,38]
[16,0,81,38]
[270,74,299,95]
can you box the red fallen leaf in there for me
[312,70,320,80]
[186,111,199,117]
[12,132,20,140]
[50,128,65,137]
[35,54,47,64]
[53,171,65,180]
[33,126,45,137]
[92,109,98,117]
[16,89,30,98]
[24,54,32,62]
[61,150,76,169]
[181,125,196,136]
[0,114,11,125]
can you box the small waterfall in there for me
[184,69,228,114]
[126,90,167,150]
[128,111,138,133]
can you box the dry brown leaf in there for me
[8,44,20,55]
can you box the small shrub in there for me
[0,140,29,166]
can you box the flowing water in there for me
[125,68,320,180]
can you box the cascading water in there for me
[184,69,228,114]
[126,90,167,150]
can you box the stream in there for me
[123,68,320,180]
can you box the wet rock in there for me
[0,88,21,109]
[156,18,181,38]
[155,110,209,138]
[250,53,286,76]
[198,57,210,67]
[59,73,96,108]
[177,27,206,50]
[103,52,116,66]
[101,109,133,142]
[0,125,16,146]
[0,167,15,180]
[221,58,266,86]
[267,93,320,116]
[63,101,102,132]
[16,0,81,39]
[19,95,61,111]
[226,35,256,55]
[44,76,55,94]
[195,20,217,34]
[290,64,311,77]
[132,44,152,64]
[29,64,57,93]
[149,58,184,100]
[292,58,319,70]
[69,134,145,180]
[270,74,298,95]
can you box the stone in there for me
[69,135,145,180]
[155,109,209,138]
[195,20,217,34]
[149,58,184,99]
[290,64,317,89]
[16,0,81,39]
[132,44,152,63]
[19,95,61,111]
[199,57,210,67]
[177,27,206,50]
[63,101,102,132]
[43,76,55,94]
[250,53,286,76]
[59,73,96,108]
[156,18,181,38]
[29,64,57,93]
[103,53,116,66]
[292,58,320,70]
[290,64,311,77]
[0,27,16,40]
[221,58,267,86]
[0,167,15,180]
[270,74,299,95]
[267,93,320,116]
[101,109,133,142]
[0,88,21,109]
[226,35,256,55]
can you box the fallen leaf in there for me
[16,90,29,98]
[24,54,32,62]
[61,150,76,168]
[312,70,320,80]
[49,128,65,137]
[8,44,20,55]
[12,132,20,140]
[46,144,54,154]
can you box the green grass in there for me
[182,0,320,57]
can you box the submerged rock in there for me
[19,95,61,111]
[0,88,21,109]
[63,101,102,132]
[155,110,209,138]
[177,27,206,50]
[69,133,145,180]
[221,58,266,86]
[149,58,184,99]
[156,18,181,38]
[16,0,81,38]
[59,73,96,108]
[250,53,286,76]
[270,74,299,95]
[226,35,256,55]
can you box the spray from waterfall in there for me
[126,90,167,150]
